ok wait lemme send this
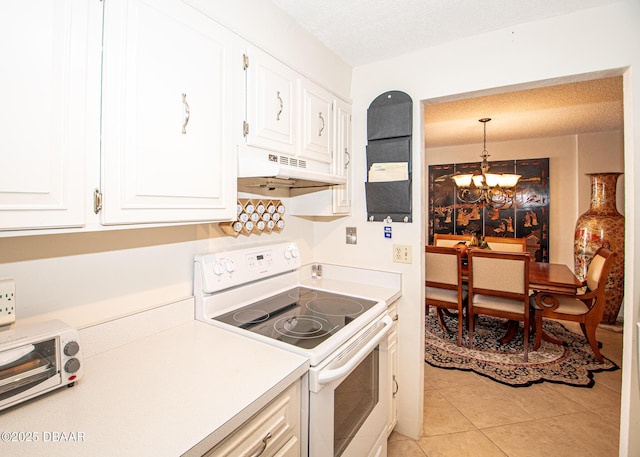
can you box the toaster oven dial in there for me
[64,341,80,357]
[64,358,81,374]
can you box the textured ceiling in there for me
[270,0,624,147]
[424,76,624,147]
[270,0,621,67]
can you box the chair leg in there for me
[581,321,604,363]
[432,305,463,347]
[436,308,451,334]
[523,317,529,362]
[499,321,518,344]
[468,311,474,349]
[533,312,543,351]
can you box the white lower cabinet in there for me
[204,381,301,457]
[387,301,399,435]
[100,0,237,225]
[368,428,388,457]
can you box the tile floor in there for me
[388,322,623,457]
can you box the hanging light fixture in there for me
[451,118,521,208]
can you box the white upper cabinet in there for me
[0,0,88,231]
[332,99,352,214]
[299,79,333,164]
[244,46,298,156]
[100,0,237,225]
[289,98,352,216]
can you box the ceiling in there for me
[423,76,623,148]
[270,0,621,67]
[270,0,624,147]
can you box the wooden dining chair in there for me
[468,250,531,361]
[483,236,527,253]
[425,245,467,346]
[433,233,472,247]
[530,247,615,362]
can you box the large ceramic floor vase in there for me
[574,172,625,324]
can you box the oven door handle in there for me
[316,315,393,385]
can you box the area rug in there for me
[425,312,619,387]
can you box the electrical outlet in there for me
[346,227,357,245]
[0,279,16,326]
[393,245,412,264]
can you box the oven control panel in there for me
[195,242,301,293]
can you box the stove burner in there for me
[233,309,270,324]
[274,315,335,339]
[306,297,365,317]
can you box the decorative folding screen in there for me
[428,158,550,262]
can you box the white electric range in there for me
[194,242,392,457]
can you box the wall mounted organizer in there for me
[364,90,413,223]
[219,199,286,236]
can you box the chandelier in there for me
[451,118,521,209]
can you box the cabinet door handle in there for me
[276,91,283,121]
[392,374,399,398]
[344,148,350,169]
[318,112,325,136]
[248,432,272,457]
[181,93,190,134]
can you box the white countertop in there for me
[0,263,401,457]
[0,321,309,457]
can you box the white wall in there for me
[578,130,625,214]
[311,2,640,453]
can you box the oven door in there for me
[308,314,392,457]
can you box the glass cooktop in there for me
[212,287,378,349]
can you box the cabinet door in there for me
[205,381,300,457]
[387,303,399,435]
[299,79,333,163]
[101,0,236,225]
[244,46,298,156]
[0,0,87,231]
[332,99,352,214]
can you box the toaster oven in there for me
[0,320,82,412]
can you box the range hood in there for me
[237,150,347,189]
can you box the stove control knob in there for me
[224,260,235,273]
[213,261,225,275]
[284,245,298,260]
